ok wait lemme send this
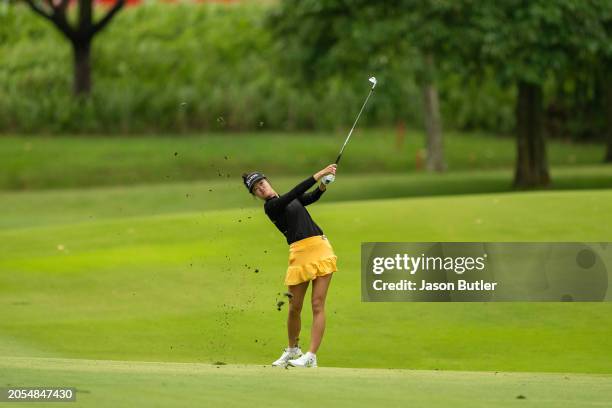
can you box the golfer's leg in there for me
[287,280,309,348]
[309,273,333,354]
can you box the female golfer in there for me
[242,164,338,368]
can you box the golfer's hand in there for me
[314,164,337,181]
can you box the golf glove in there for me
[322,174,335,185]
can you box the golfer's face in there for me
[253,179,273,199]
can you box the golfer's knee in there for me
[289,303,302,316]
[311,298,325,314]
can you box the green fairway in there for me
[1,357,611,407]
[1,189,611,375]
[1,166,611,230]
[0,131,606,190]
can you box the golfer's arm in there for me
[265,176,317,213]
[298,184,325,206]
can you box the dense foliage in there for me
[0,1,609,138]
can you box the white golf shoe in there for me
[272,346,303,367]
[288,351,317,368]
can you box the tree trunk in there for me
[604,66,612,163]
[513,80,550,188]
[606,128,612,163]
[73,41,92,96]
[25,0,125,97]
[421,54,446,172]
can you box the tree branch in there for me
[93,0,125,35]
[23,0,53,21]
[23,0,75,41]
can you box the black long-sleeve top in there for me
[264,175,326,245]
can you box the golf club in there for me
[323,76,377,184]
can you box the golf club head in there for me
[369,76,377,89]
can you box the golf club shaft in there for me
[334,87,375,165]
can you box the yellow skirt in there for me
[285,235,338,286]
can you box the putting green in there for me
[1,189,611,375]
[1,357,611,407]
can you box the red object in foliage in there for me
[95,0,240,5]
